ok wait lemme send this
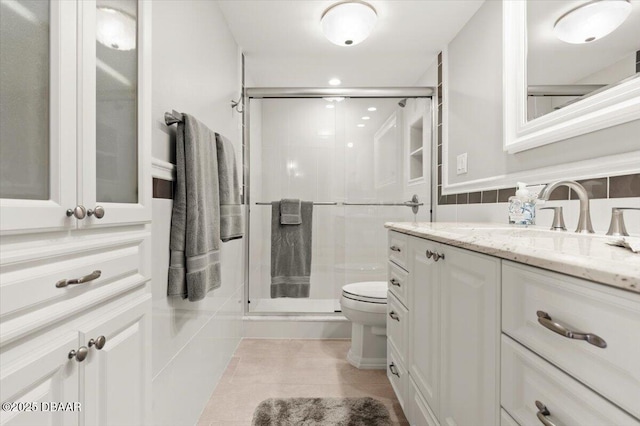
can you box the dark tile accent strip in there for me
[482,190,497,203]
[153,178,173,199]
[498,187,516,203]
[570,178,607,199]
[469,192,481,204]
[456,193,468,204]
[609,173,640,198]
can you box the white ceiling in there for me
[217,0,484,87]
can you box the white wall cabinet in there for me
[0,0,151,233]
[0,2,152,424]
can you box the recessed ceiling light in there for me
[347,142,354,148]
[321,1,377,47]
[97,7,136,51]
[329,78,342,86]
[554,0,632,44]
[326,104,335,109]
[357,124,365,128]
[361,116,370,120]
[367,107,377,111]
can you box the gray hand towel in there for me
[168,113,221,302]
[271,201,313,298]
[216,133,244,241]
[280,198,302,225]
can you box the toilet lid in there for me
[342,281,387,304]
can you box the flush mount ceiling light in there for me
[329,78,342,86]
[553,0,632,44]
[97,6,136,51]
[321,0,377,46]
[367,107,377,111]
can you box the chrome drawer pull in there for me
[535,401,560,426]
[389,278,401,287]
[389,311,400,321]
[388,362,400,377]
[432,252,444,262]
[390,245,401,252]
[88,335,107,350]
[536,311,607,348]
[56,270,102,288]
[68,346,89,362]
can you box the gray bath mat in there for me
[251,397,392,426]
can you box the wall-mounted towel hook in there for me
[231,95,244,114]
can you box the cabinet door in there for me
[80,296,150,426]
[0,0,77,233]
[407,237,440,419]
[0,332,80,426]
[78,0,151,227]
[439,245,500,426]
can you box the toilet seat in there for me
[342,281,387,304]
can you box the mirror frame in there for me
[503,1,640,154]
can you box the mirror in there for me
[527,0,640,120]
[503,1,640,153]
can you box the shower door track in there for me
[243,87,436,317]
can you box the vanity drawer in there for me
[387,343,407,410]
[502,261,640,419]
[408,377,439,426]
[387,261,408,305]
[501,335,638,426]
[388,231,408,271]
[387,291,408,365]
[0,236,148,320]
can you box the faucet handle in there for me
[606,208,640,237]
[540,207,567,231]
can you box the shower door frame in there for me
[243,87,436,316]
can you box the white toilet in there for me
[340,281,388,369]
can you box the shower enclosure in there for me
[245,88,434,314]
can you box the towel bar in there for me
[164,110,183,125]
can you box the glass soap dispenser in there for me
[508,182,536,225]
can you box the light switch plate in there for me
[456,153,468,175]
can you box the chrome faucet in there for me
[538,180,594,234]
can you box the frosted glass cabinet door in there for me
[79,0,151,227]
[0,0,78,233]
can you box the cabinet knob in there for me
[388,362,400,377]
[66,205,86,219]
[535,401,559,426]
[425,250,433,259]
[389,311,400,321]
[432,252,444,262]
[87,206,105,219]
[68,346,89,362]
[88,335,107,350]
[389,278,401,287]
[536,310,606,348]
[390,245,401,253]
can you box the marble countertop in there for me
[385,222,640,294]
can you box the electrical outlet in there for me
[456,153,468,175]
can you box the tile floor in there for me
[197,339,409,426]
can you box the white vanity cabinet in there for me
[0,1,153,424]
[388,231,500,426]
[388,229,640,426]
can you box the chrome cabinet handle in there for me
[389,311,400,321]
[68,346,89,362]
[432,252,444,262]
[88,335,107,350]
[56,270,102,288]
[388,362,400,377]
[535,401,560,426]
[389,278,401,287]
[66,205,86,219]
[87,206,105,219]
[536,311,606,348]
[390,245,401,252]
[425,250,433,258]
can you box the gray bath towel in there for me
[216,133,243,241]
[168,114,221,302]
[280,198,302,225]
[271,201,313,298]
